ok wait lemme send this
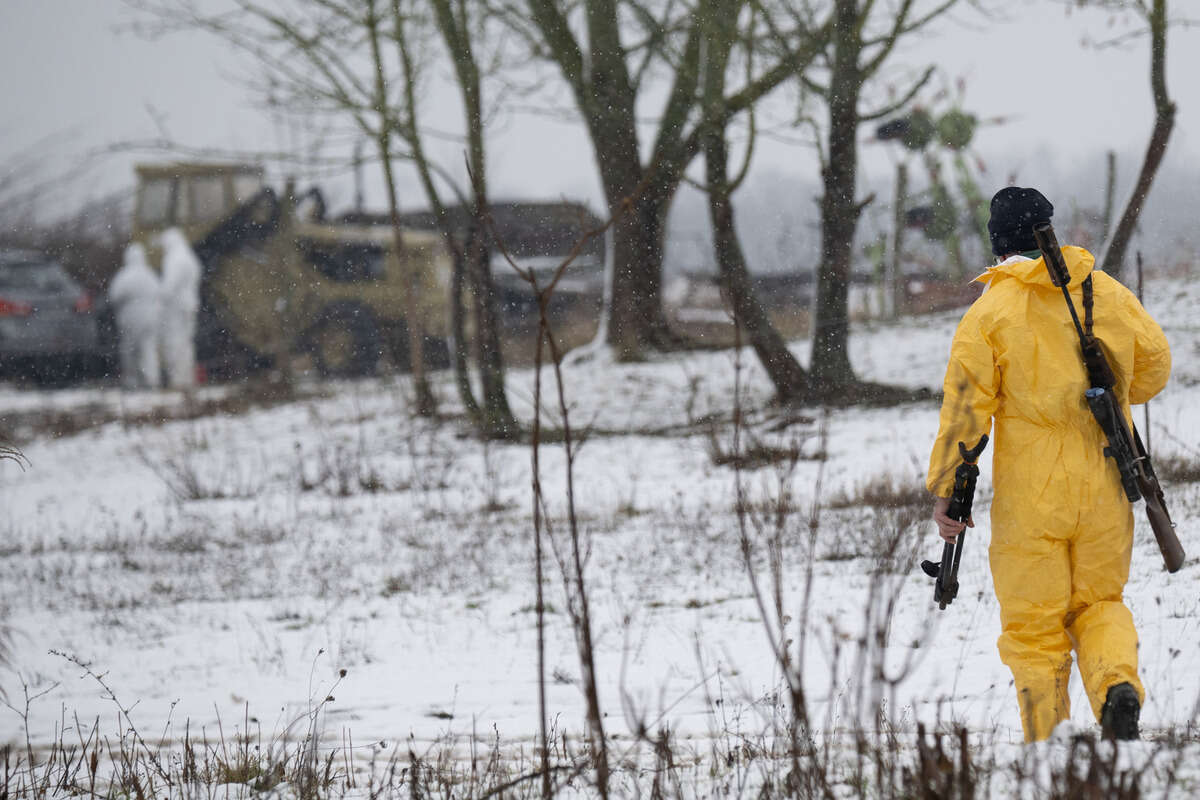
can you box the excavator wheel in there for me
[382,318,451,374]
[307,301,382,379]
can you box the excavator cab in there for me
[133,163,266,246]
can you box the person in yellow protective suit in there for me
[926,186,1171,743]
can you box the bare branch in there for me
[858,64,937,122]
[860,0,960,78]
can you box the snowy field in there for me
[2,268,1200,795]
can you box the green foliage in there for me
[902,109,937,151]
[924,183,960,243]
[877,96,991,275]
[937,109,977,150]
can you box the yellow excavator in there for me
[130,162,451,379]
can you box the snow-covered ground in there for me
[2,268,1199,794]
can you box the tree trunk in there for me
[809,0,863,398]
[525,0,690,361]
[1101,150,1117,243]
[577,69,681,361]
[1100,0,1175,282]
[700,1,808,404]
[467,216,518,438]
[368,0,435,416]
[385,0,466,419]
[435,0,519,439]
[580,0,665,359]
[887,162,907,319]
[601,176,677,359]
[379,142,436,416]
[707,148,808,403]
[395,136,476,422]
[448,243,480,420]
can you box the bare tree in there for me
[790,0,963,400]
[420,0,519,438]
[699,1,820,404]
[510,0,833,361]
[377,0,520,436]
[364,0,439,415]
[1079,0,1180,282]
[374,0,487,425]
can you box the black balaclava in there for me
[987,187,1054,257]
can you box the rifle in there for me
[1032,222,1184,573]
[1137,251,1151,456]
[921,435,989,610]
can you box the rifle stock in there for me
[1144,487,1184,573]
[1135,426,1185,573]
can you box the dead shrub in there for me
[827,471,930,512]
[707,420,820,470]
[136,429,266,502]
[1156,453,1200,485]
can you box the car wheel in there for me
[308,302,382,379]
[31,357,75,388]
[383,320,450,374]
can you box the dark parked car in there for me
[0,249,111,383]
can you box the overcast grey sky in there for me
[2,0,1198,226]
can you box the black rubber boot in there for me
[1100,682,1140,741]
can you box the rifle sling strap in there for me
[1083,274,1094,337]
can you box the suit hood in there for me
[974,245,1095,289]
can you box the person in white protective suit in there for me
[158,227,202,389]
[107,242,163,389]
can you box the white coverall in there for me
[158,228,202,389]
[108,243,163,389]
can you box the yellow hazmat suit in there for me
[927,246,1171,742]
